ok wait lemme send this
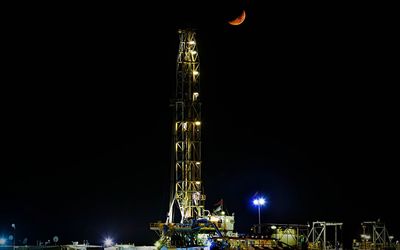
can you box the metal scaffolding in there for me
[357,220,395,250]
[150,28,234,249]
[167,28,205,224]
[308,221,343,250]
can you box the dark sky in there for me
[1,1,398,247]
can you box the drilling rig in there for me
[150,29,235,249]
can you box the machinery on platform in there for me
[307,221,343,250]
[352,220,397,250]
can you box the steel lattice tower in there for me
[150,28,235,249]
[167,29,205,223]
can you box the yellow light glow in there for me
[195,181,201,185]
[195,121,201,126]
[190,50,197,54]
[193,70,199,75]
[188,41,196,45]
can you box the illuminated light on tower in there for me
[253,197,266,206]
[167,29,205,223]
[253,197,266,225]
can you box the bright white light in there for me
[271,225,277,230]
[195,121,201,126]
[193,70,199,75]
[104,238,113,247]
[361,234,371,240]
[195,181,201,185]
[190,50,197,54]
[188,41,196,45]
[253,198,266,206]
[0,238,6,245]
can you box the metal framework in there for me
[167,29,205,223]
[308,221,343,250]
[359,220,394,250]
[150,28,233,249]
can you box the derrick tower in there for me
[150,28,235,249]
[167,28,205,223]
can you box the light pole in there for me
[253,197,266,233]
[11,224,16,250]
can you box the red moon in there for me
[228,10,246,25]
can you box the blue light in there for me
[252,195,268,225]
[253,197,266,206]
[0,238,6,245]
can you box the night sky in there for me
[1,1,398,247]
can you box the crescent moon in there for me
[228,10,246,26]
